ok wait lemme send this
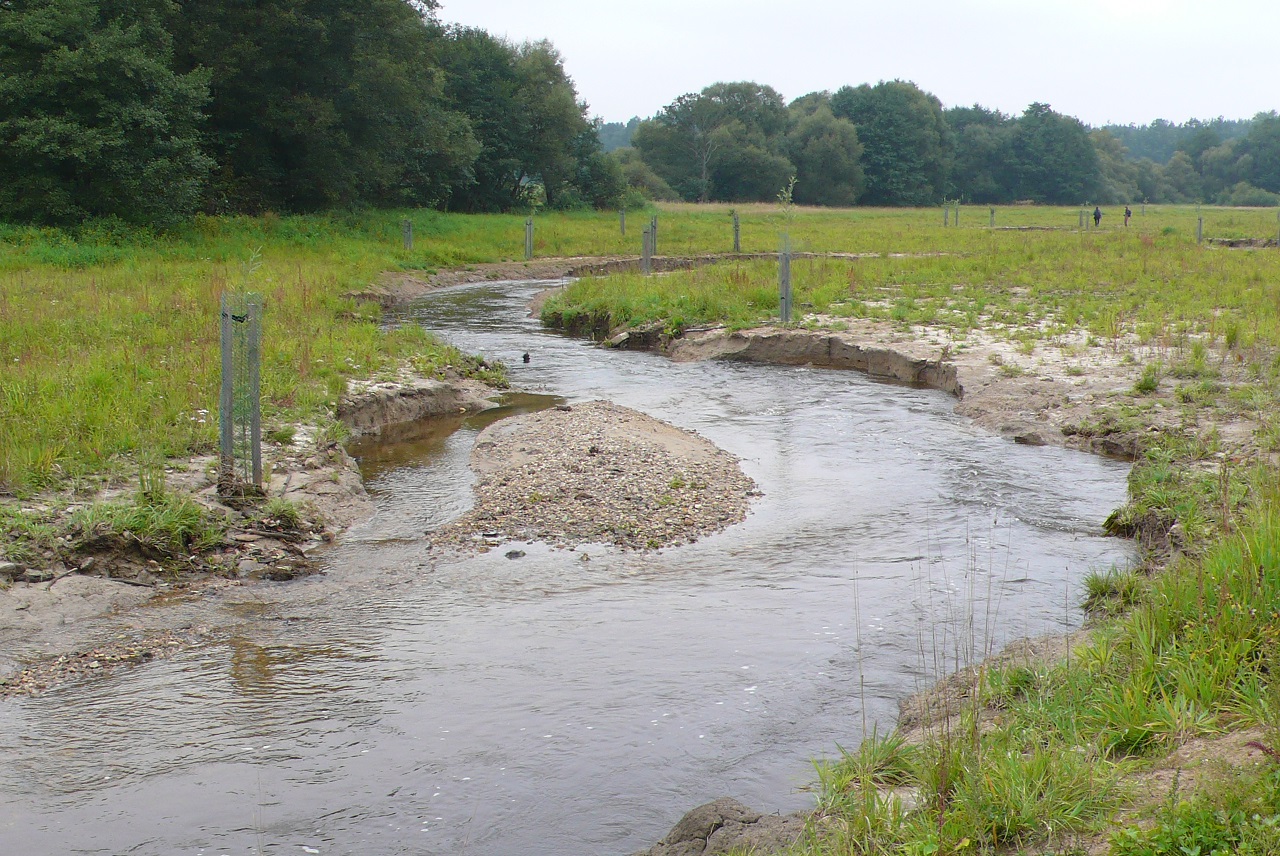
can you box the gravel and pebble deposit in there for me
[0,626,218,698]
[432,400,757,551]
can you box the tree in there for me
[1009,103,1101,204]
[598,117,640,152]
[786,106,864,206]
[946,105,1015,202]
[1133,158,1170,203]
[1163,150,1202,202]
[436,30,609,211]
[707,120,794,202]
[1238,112,1280,193]
[1196,142,1243,201]
[830,80,950,206]
[0,0,211,226]
[611,148,680,202]
[171,0,476,213]
[633,81,791,203]
[1091,130,1139,204]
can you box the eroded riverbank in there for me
[0,262,1141,854]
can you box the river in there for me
[0,280,1135,855]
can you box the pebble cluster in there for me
[0,627,214,698]
[433,401,758,551]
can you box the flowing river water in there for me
[0,280,1135,855]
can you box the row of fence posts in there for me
[224,203,1280,482]
[397,204,1280,266]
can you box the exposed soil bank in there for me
[0,371,502,696]
[0,361,754,695]
[589,314,1264,466]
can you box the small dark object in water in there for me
[522,352,530,363]
[505,550,526,560]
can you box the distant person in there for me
[1093,207,1102,227]
[1124,206,1132,227]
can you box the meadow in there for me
[6,202,1280,851]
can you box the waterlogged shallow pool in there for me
[0,280,1135,855]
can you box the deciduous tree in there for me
[830,80,950,206]
[0,0,211,225]
[786,105,864,206]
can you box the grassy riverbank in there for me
[6,203,1280,849]
[537,205,1280,853]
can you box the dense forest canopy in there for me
[623,81,1280,208]
[1,0,1277,227]
[0,0,621,225]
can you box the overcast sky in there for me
[439,0,1279,128]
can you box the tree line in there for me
[610,82,1280,208]
[0,0,623,227]
[5,0,1278,229]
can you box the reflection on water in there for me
[346,391,565,483]
[0,280,1137,856]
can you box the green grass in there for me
[788,463,1280,855]
[545,207,1280,360]
[7,201,1280,847]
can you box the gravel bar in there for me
[432,400,757,551]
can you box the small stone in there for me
[505,550,525,560]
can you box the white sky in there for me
[439,0,1279,128]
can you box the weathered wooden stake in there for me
[943,205,949,227]
[619,210,625,236]
[402,219,413,251]
[954,202,960,227]
[650,216,658,255]
[524,217,534,260]
[733,211,741,252]
[1197,217,1204,245]
[641,226,652,275]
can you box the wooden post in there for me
[1197,217,1204,245]
[402,219,413,251]
[524,217,533,260]
[989,207,995,228]
[943,205,949,227]
[954,202,959,227]
[650,216,658,255]
[641,226,652,274]
[733,211,740,252]
[620,210,626,236]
